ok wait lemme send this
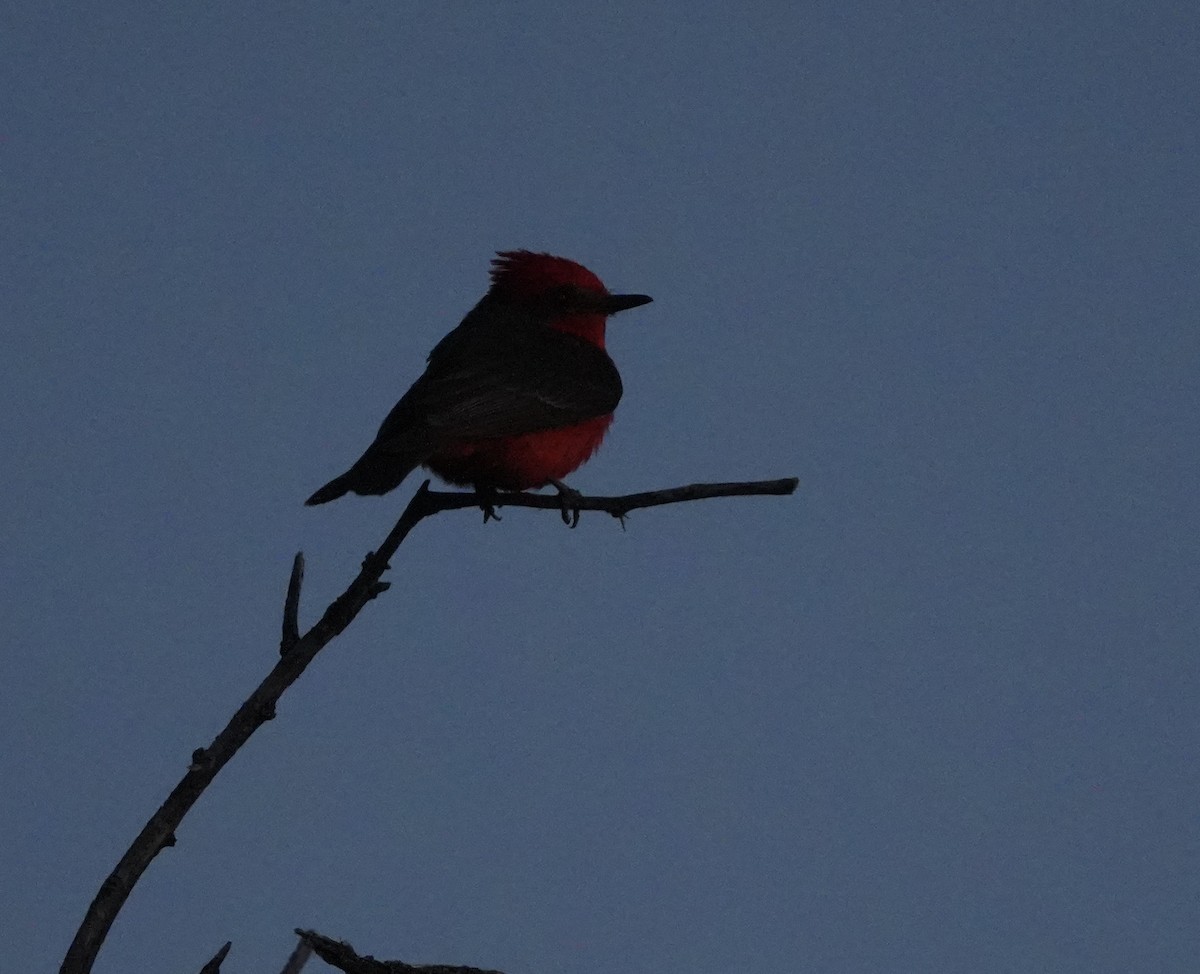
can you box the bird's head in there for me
[488,250,652,346]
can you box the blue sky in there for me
[3,4,1198,973]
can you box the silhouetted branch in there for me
[197,941,231,974]
[279,935,314,974]
[296,930,504,974]
[60,476,798,974]
[425,477,799,524]
[280,553,305,655]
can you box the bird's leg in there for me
[548,478,583,529]
[475,484,502,523]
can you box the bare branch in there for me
[296,929,504,974]
[60,476,797,974]
[279,935,313,974]
[197,941,231,974]
[432,477,801,521]
[280,552,305,655]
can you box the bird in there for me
[305,250,652,517]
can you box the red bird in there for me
[305,251,652,507]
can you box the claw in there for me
[476,485,502,524]
[549,478,583,528]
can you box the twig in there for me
[280,553,305,655]
[425,477,799,521]
[279,935,314,974]
[197,941,231,974]
[296,929,504,974]
[59,476,797,974]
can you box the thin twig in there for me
[279,935,314,974]
[296,929,504,974]
[197,941,231,974]
[428,477,800,520]
[280,553,305,655]
[60,476,797,974]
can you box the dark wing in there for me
[304,301,622,504]
[371,323,622,451]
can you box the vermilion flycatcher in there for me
[305,251,652,506]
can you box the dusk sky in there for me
[3,5,1198,973]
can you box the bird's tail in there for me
[305,473,354,506]
[304,452,425,506]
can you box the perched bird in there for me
[305,250,652,510]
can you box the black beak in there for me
[599,293,653,315]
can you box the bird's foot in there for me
[476,485,502,524]
[549,478,583,528]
